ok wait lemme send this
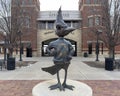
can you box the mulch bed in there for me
[0,80,120,96]
[83,61,105,68]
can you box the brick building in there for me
[1,0,118,57]
[11,0,83,56]
[11,0,40,56]
[37,11,82,56]
[11,0,103,56]
[79,0,120,56]
[79,0,105,55]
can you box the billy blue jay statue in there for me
[42,7,75,91]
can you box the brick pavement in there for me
[0,56,120,96]
[0,80,120,96]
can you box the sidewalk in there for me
[0,56,120,96]
[0,56,120,80]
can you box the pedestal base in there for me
[32,79,92,96]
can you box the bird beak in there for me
[64,27,75,33]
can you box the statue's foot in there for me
[49,83,64,91]
[62,83,74,91]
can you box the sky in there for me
[40,0,79,11]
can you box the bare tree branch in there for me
[0,0,27,56]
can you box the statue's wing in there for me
[41,64,62,75]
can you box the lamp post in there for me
[18,31,22,61]
[95,29,102,61]
[3,32,7,61]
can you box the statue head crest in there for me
[55,7,68,28]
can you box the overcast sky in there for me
[40,0,79,11]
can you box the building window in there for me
[93,0,99,4]
[73,21,80,28]
[95,16,100,25]
[101,0,106,5]
[47,21,54,29]
[86,0,91,4]
[19,17,30,28]
[65,21,71,27]
[88,17,93,27]
[21,0,26,5]
[25,17,30,28]
[102,17,105,26]
[29,0,33,5]
[38,21,46,29]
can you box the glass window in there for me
[19,17,30,27]
[21,0,26,5]
[65,21,71,27]
[95,16,100,25]
[100,0,106,5]
[93,0,99,4]
[47,21,54,29]
[29,0,33,5]
[38,21,46,29]
[25,17,30,28]
[19,18,24,26]
[86,0,91,4]
[72,21,80,28]
[14,0,20,5]
[88,17,93,27]
[102,17,105,26]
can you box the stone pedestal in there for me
[32,79,92,96]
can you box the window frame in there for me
[47,21,54,29]
[85,0,91,4]
[38,21,46,29]
[88,17,94,27]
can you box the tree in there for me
[100,0,120,59]
[0,0,27,57]
[87,0,120,59]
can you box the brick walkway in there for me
[0,80,120,96]
[0,57,120,96]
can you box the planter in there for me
[105,58,114,71]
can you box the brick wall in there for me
[11,0,40,55]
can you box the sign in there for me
[49,12,69,18]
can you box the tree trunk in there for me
[108,46,115,59]
[8,48,13,57]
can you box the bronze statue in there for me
[42,7,75,91]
